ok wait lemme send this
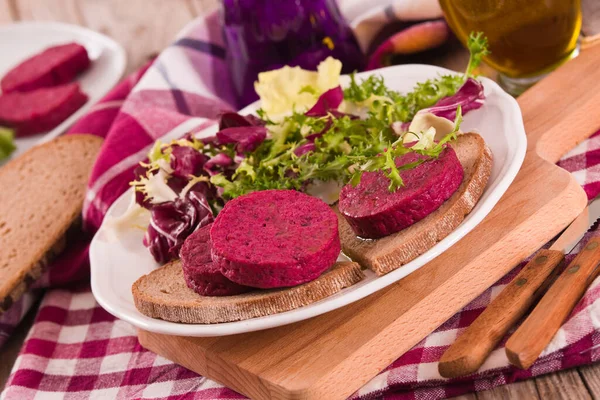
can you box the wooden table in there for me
[1,1,600,399]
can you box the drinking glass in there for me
[439,0,582,95]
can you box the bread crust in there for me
[132,261,364,324]
[0,135,103,313]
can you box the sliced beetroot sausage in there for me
[180,224,251,296]
[211,190,341,289]
[1,43,90,93]
[0,82,88,136]
[339,146,464,239]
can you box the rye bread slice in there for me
[132,260,364,324]
[0,135,103,313]
[338,132,493,275]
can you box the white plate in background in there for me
[0,22,126,162]
[90,64,527,337]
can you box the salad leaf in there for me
[466,32,491,77]
[305,86,344,117]
[305,118,333,142]
[170,145,208,178]
[166,175,189,194]
[294,142,316,156]
[407,126,437,151]
[144,224,170,264]
[217,126,267,153]
[343,31,489,124]
[148,140,169,164]
[131,168,178,205]
[205,153,233,171]
[218,112,264,130]
[133,33,490,266]
[0,127,15,161]
[145,188,214,264]
[133,165,153,209]
[357,106,463,191]
[344,73,465,123]
[416,78,484,122]
[254,57,342,120]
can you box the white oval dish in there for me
[90,64,527,337]
[0,21,126,162]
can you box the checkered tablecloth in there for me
[4,170,600,400]
[4,1,600,398]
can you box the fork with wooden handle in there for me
[439,198,600,378]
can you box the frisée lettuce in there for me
[127,32,489,264]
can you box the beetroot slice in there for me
[1,43,90,93]
[338,146,464,239]
[180,224,251,297]
[0,83,88,137]
[211,189,341,289]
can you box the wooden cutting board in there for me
[138,44,600,400]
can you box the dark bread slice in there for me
[132,260,364,324]
[0,135,103,313]
[338,132,493,275]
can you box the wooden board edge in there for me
[139,330,279,399]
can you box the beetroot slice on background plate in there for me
[180,224,251,297]
[1,42,90,93]
[338,146,464,239]
[0,82,88,137]
[210,189,341,289]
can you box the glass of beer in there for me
[440,0,582,95]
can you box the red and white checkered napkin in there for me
[3,137,600,400]
[3,285,247,400]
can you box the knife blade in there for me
[506,197,600,370]
[549,196,600,254]
[439,196,600,378]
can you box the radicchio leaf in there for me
[170,145,208,178]
[166,176,188,194]
[305,118,333,142]
[205,153,233,171]
[218,112,265,130]
[144,225,170,264]
[217,126,267,153]
[305,86,344,117]
[245,114,265,126]
[396,78,484,134]
[186,181,218,204]
[144,190,214,264]
[294,142,316,156]
[424,78,484,121]
[134,164,153,209]
[200,135,218,145]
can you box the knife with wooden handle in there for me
[438,197,600,378]
[506,234,600,369]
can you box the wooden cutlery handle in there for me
[438,249,564,378]
[506,237,600,370]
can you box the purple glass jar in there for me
[221,0,364,107]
